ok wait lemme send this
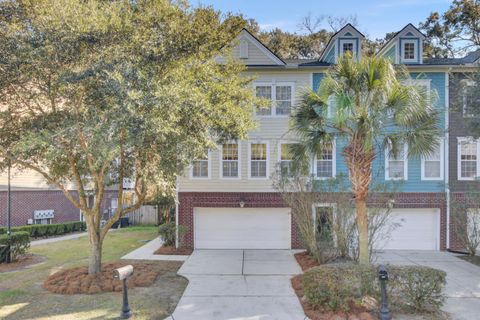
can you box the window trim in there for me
[253,81,295,118]
[385,143,408,181]
[457,137,479,181]
[313,140,337,180]
[190,150,212,180]
[220,142,241,180]
[248,141,269,180]
[339,39,357,57]
[421,139,444,181]
[401,39,418,62]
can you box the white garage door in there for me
[194,208,291,249]
[380,208,440,250]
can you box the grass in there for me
[0,226,188,320]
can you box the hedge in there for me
[303,263,446,313]
[0,231,30,262]
[0,221,86,238]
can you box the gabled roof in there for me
[319,24,365,62]
[238,28,286,66]
[377,23,426,56]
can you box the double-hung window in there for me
[421,140,444,180]
[401,40,417,62]
[222,143,240,178]
[458,139,478,180]
[250,143,268,178]
[315,142,335,179]
[255,83,294,116]
[339,39,356,58]
[385,144,408,180]
[191,152,210,179]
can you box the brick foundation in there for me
[0,190,118,227]
[178,192,447,250]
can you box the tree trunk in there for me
[356,198,370,264]
[87,214,103,275]
[88,237,103,274]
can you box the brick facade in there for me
[0,190,118,227]
[178,191,447,250]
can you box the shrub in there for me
[0,232,31,262]
[303,264,446,313]
[0,221,87,238]
[158,222,188,247]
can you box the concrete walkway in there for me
[31,232,87,246]
[171,249,306,320]
[121,236,189,261]
[376,250,480,320]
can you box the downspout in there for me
[445,69,451,250]
[175,178,179,249]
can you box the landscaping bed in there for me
[155,245,193,255]
[43,260,176,294]
[0,227,189,320]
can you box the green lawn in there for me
[0,226,188,320]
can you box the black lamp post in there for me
[378,265,392,320]
[6,157,11,263]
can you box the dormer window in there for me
[401,40,417,62]
[340,39,356,57]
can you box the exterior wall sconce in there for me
[239,198,246,208]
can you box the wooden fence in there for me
[125,204,173,225]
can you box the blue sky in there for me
[193,0,452,39]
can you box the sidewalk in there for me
[121,236,189,261]
[31,232,88,246]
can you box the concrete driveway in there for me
[376,250,480,320]
[170,249,305,320]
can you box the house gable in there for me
[377,24,426,64]
[319,24,365,64]
[216,29,285,66]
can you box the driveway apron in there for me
[376,250,480,320]
[171,249,306,320]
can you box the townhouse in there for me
[177,23,480,252]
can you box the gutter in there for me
[445,68,452,249]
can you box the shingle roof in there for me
[423,49,480,65]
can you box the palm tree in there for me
[291,55,441,264]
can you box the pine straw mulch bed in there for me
[154,245,193,255]
[43,260,179,295]
[292,251,376,320]
[0,254,46,273]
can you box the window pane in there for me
[463,85,480,117]
[251,161,267,177]
[343,43,353,54]
[251,144,267,160]
[461,142,477,160]
[404,42,415,59]
[281,144,293,161]
[389,160,404,179]
[424,161,440,178]
[192,160,208,177]
[317,161,333,178]
[256,86,272,116]
[223,144,238,160]
[223,161,238,177]
[461,161,477,178]
[276,86,292,115]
